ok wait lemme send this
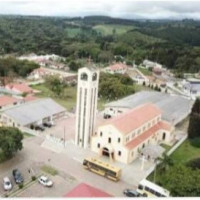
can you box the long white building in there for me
[75,67,99,148]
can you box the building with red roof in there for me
[5,83,33,95]
[64,183,112,197]
[91,103,173,164]
[0,95,21,110]
[105,63,128,74]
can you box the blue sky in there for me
[0,0,200,19]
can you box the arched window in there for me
[92,73,97,81]
[81,73,88,81]
[162,132,166,140]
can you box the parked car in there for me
[35,125,45,131]
[3,177,12,191]
[12,169,23,184]
[123,189,141,197]
[43,122,52,128]
[38,176,53,187]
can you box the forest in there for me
[0,15,200,73]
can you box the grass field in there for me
[170,138,200,164]
[65,27,82,38]
[31,84,77,111]
[148,137,200,183]
[137,67,152,76]
[93,24,135,36]
[32,83,107,111]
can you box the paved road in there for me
[0,137,133,197]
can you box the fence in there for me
[145,134,188,177]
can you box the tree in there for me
[157,153,174,172]
[188,98,200,139]
[192,98,200,114]
[0,127,23,162]
[45,75,64,97]
[160,165,200,197]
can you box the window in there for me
[100,132,103,137]
[92,73,97,81]
[81,73,88,81]
[118,138,121,143]
[118,151,121,156]
[108,137,111,143]
[97,143,100,148]
[138,184,144,190]
[126,136,129,142]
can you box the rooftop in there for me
[0,95,18,107]
[6,83,33,93]
[126,121,171,149]
[103,103,161,135]
[106,91,193,125]
[4,98,66,126]
[108,63,128,71]
[64,183,112,197]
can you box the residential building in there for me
[0,95,20,110]
[91,103,173,164]
[0,98,66,128]
[5,83,33,95]
[28,67,77,84]
[143,60,162,69]
[104,63,128,74]
[75,67,99,148]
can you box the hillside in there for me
[0,15,200,73]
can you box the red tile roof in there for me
[64,183,112,197]
[24,95,38,102]
[103,103,161,135]
[6,83,33,94]
[0,95,18,107]
[126,121,172,150]
[108,63,128,71]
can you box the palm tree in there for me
[158,153,174,172]
[154,153,173,183]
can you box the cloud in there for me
[0,0,200,19]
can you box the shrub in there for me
[187,158,200,169]
[19,183,24,189]
[31,176,36,181]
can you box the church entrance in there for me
[102,147,110,157]
[102,147,114,160]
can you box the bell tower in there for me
[75,67,99,148]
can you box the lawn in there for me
[148,137,200,183]
[137,66,152,76]
[31,83,108,111]
[41,165,58,176]
[31,84,77,111]
[65,27,82,38]
[93,24,135,36]
[170,138,200,164]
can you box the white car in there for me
[38,176,53,187]
[3,177,12,191]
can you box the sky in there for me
[0,0,200,20]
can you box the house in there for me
[91,103,173,164]
[183,78,200,99]
[64,183,112,197]
[28,67,77,84]
[104,63,128,74]
[143,60,162,69]
[0,98,66,128]
[0,95,21,110]
[5,83,33,95]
